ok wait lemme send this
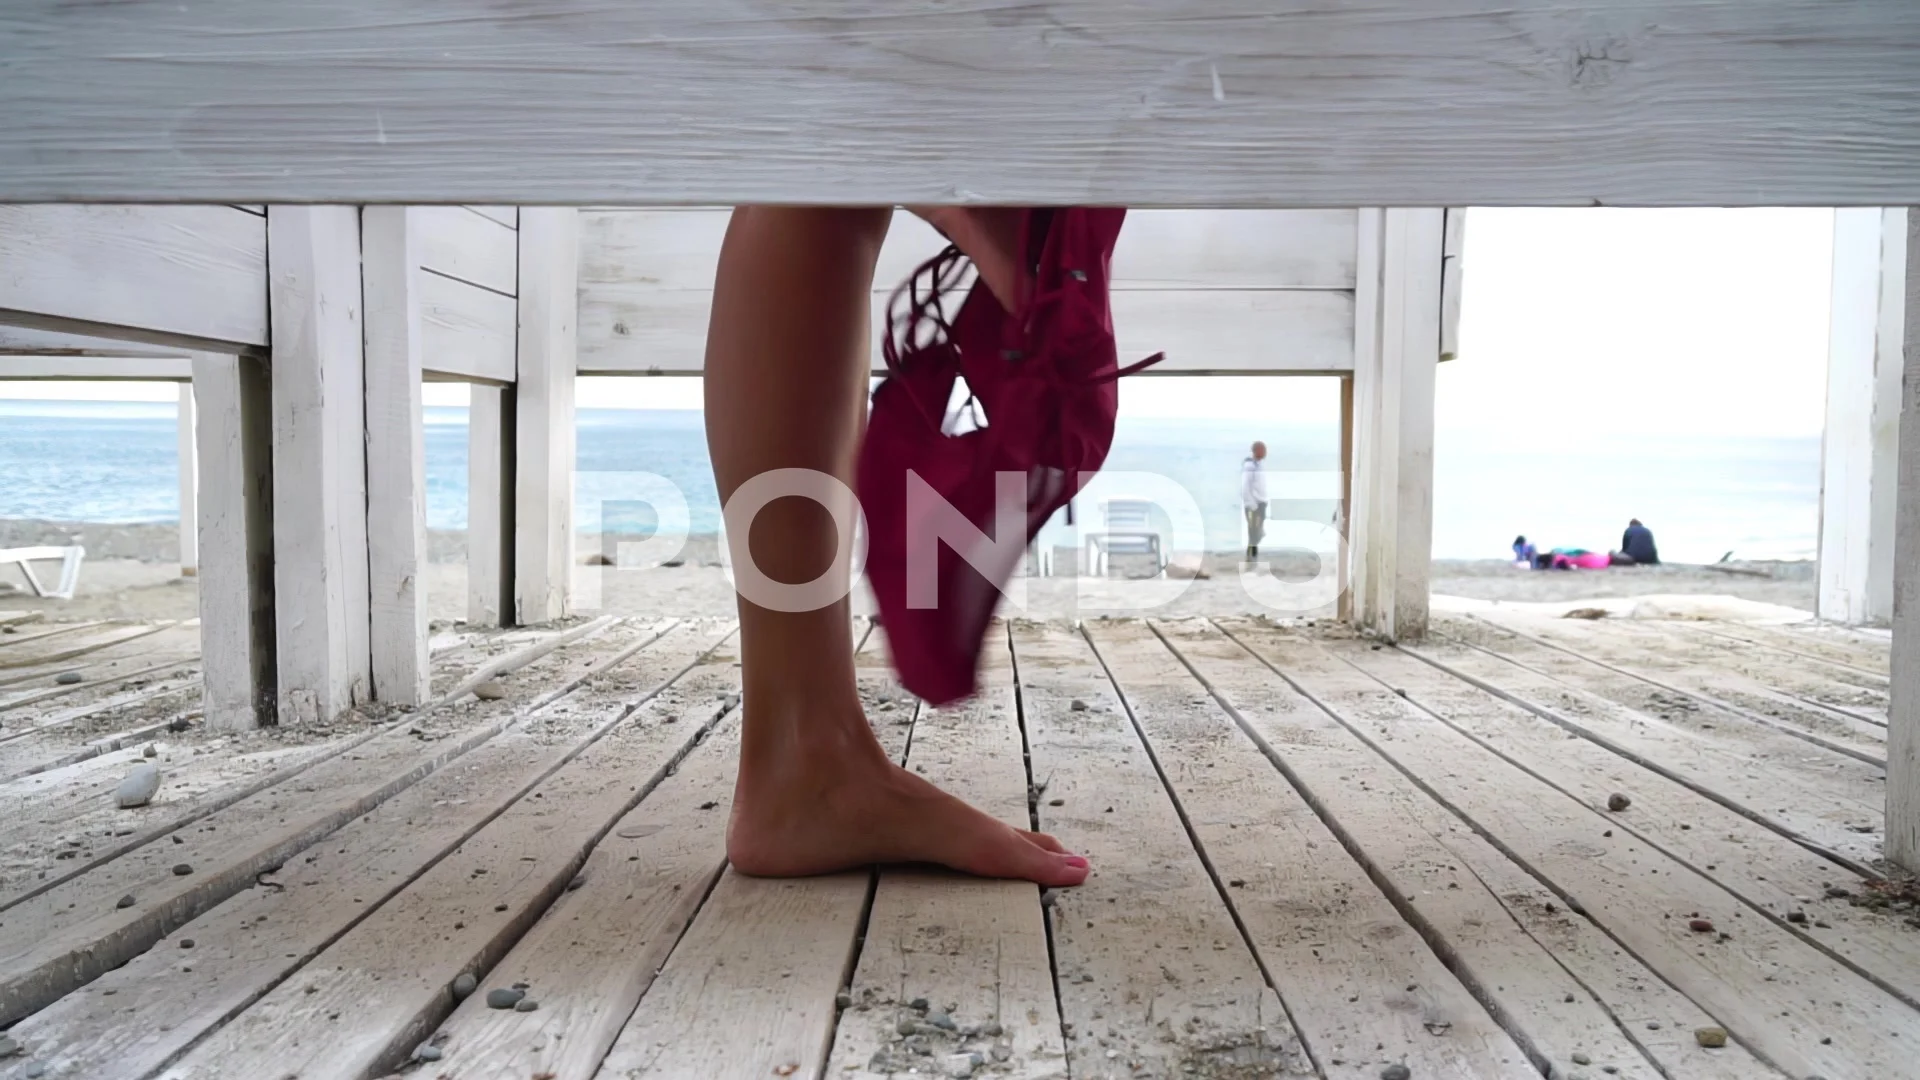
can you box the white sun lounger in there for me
[0,546,87,601]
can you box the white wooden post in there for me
[467,384,516,626]
[361,207,431,704]
[513,208,579,625]
[1818,208,1908,626]
[176,381,198,577]
[1889,207,1920,872]
[191,351,276,730]
[268,206,373,725]
[1348,208,1445,642]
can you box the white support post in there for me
[268,206,372,725]
[467,384,516,626]
[361,207,431,705]
[191,351,276,731]
[1818,208,1909,626]
[1348,208,1446,642]
[1889,208,1920,872]
[176,381,198,577]
[513,208,579,625]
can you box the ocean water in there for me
[0,400,1820,562]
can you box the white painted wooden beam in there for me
[361,207,431,705]
[191,351,276,731]
[1818,208,1908,626]
[420,272,517,384]
[0,327,194,360]
[268,206,372,725]
[1347,208,1446,642]
[467,385,516,627]
[176,383,198,577]
[0,355,194,380]
[4,3,1919,205]
[1887,207,1920,872]
[513,209,579,624]
[0,206,266,351]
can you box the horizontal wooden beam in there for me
[0,354,193,380]
[419,272,517,384]
[0,327,191,359]
[2,2,1915,205]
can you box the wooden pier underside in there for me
[0,609,1908,1079]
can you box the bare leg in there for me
[708,206,1088,887]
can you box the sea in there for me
[0,399,1821,564]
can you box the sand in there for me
[0,519,1821,624]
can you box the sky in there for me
[0,208,1836,438]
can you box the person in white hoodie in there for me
[1241,441,1269,561]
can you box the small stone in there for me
[1047,798,1064,807]
[472,680,508,701]
[168,716,193,732]
[485,987,525,1009]
[1688,918,1714,933]
[0,1036,17,1057]
[989,1044,1012,1063]
[115,764,162,808]
[515,998,539,1012]
[179,938,195,949]
[173,863,193,876]
[415,1044,444,1062]
[116,894,136,909]
[834,990,852,1009]
[1824,885,1851,899]
[55,672,83,685]
[1381,1066,1411,1080]
[143,744,158,758]
[897,1017,919,1036]
[451,973,478,1000]
[941,1052,977,1078]
[1572,1052,1591,1065]
[1694,1026,1728,1049]
[982,1022,1002,1037]
[909,997,929,1012]
[1069,699,1089,712]
[1787,911,1808,924]
[25,1064,45,1079]
[566,872,587,892]
[1607,793,1631,812]
[926,1010,957,1031]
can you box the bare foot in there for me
[727,710,1089,887]
[908,206,1030,314]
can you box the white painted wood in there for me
[0,355,194,379]
[176,383,198,576]
[581,284,1353,376]
[6,3,1920,205]
[1819,208,1908,626]
[513,209,579,624]
[1349,208,1444,641]
[362,207,431,706]
[0,205,266,348]
[191,351,276,731]
[0,326,192,360]
[415,204,518,296]
[1441,207,1467,361]
[467,385,515,626]
[465,205,519,230]
[268,206,372,726]
[419,270,518,384]
[1889,206,1920,872]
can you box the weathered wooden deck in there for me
[0,608,1907,1079]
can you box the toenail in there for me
[1064,855,1090,869]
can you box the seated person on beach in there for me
[1512,535,1536,566]
[1538,548,1611,570]
[1621,518,1659,565]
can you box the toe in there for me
[1018,829,1069,855]
[974,825,1088,888]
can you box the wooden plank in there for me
[0,326,191,358]
[0,621,104,656]
[362,206,432,707]
[1890,203,1920,872]
[1153,618,1765,1080]
[1440,207,1467,361]
[420,269,519,384]
[190,351,276,730]
[467,384,516,627]
[0,355,194,379]
[0,621,652,1027]
[1348,208,1443,641]
[1817,207,1907,625]
[827,630,1069,1078]
[1088,619,1535,1078]
[0,205,267,349]
[269,205,372,725]
[0,622,174,678]
[595,623,911,1079]
[1225,619,1920,1080]
[1676,623,1891,701]
[1008,620,1311,1077]
[416,204,519,296]
[1333,633,1920,1021]
[176,382,198,575]
[466,206,519,230]
[19,622,729,1080]
[7,3,1920,206]
[1410,628,1884,865]
[514,209,579,624]
[1688,621,1891,680]
[580,285,1354,376]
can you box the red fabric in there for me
[859,209,1161,705]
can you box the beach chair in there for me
[0,546,87,601]
[1083,498,1167,578]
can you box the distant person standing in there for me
[1621,518,1660,565]
[1241,441,1269,560]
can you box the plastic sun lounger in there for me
[0,546,87,601]
[1083,498,1167,578]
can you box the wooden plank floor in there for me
[0,612,1910,1079]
